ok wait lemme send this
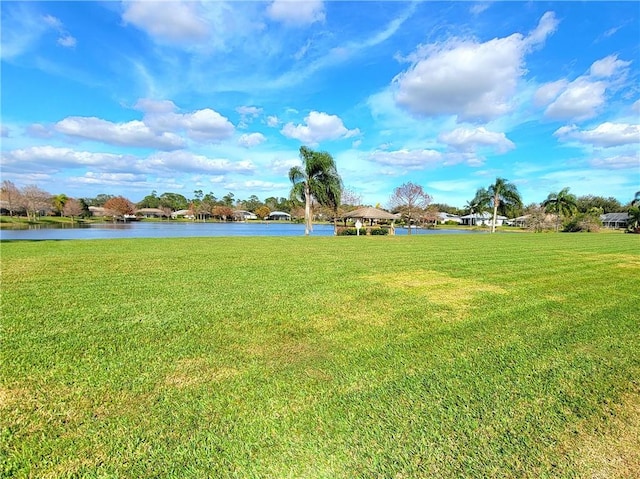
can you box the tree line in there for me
[1,146,637,233]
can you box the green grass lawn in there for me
[1,233,638,478]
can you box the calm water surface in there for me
[0,221,484,240]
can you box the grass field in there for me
[1,233,638,478]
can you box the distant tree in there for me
[431,203,463,215]
[627,206,640,233]
[242,195,262,212]
[1,180,21,216]
[212,205,233,221]
[138,190,160,208]
[389,182,432,235]
[62,198,84,223]
[289,146,342,235]
[104,196,135,220]
[486,178,522,233]
[90,194,115,207]
[52,193,68,217]
[265,196,291,212]
[524,204,553,232]
[255,205,270,219]
[21,185,51,221]
[576,195,623,214]
[465,188,491,224]
[222,192,235,207]
[542,187,578,232]
[158,192,188,211]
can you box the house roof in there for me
[268,211,291,217]
[342,206,399,220]
[460,213,508,220]
[600,212,629,221]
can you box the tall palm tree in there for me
[487,178,522,233]
[542,187,578,232]
[289,146,342,235]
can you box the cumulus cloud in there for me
[368,148,443,170]
[238,132,267,148]
[122,0,209,42]
[393,11,557,122]
[554,122,640,147]
[55,117,186,150]
[266,115,280,127]
[146,151,255,174]
[536,55,631,121]
[281,111,359,145]
[55,100,235,148]
[590,154,640,170]
[1,145,134,170]
[236,106,262,117]
[266,0,325,27]
[438,126,515,153]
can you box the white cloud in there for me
[236,106,262,117]
[589,54,631,78]
[266,0,325,27]
[146,151,255,174]
[536,55,631,121]
[57,34,77,48]
[26,124,53,138]
[632,100,640,114]
[56,117,186,150]
[438,127,515,153]
[1,146,133,170]
[543,78,607,121]
[393,12,557,121]
[238,132,267,148]
[368,149,442,170]
[533,80,568,107]
[268,158,299,175]
[225,179,289,191]
[554,122,640,147]
[590,154,640,170]
[267,115,280,127]
[281,111,359,145]
[122,0,209,43]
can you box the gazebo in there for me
[341,206,399,235]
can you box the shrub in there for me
[337,227,367,236]
[563,213,602,232]
[370,228,389,235]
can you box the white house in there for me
[437,212,462,224]
[266,211,291,221]
[233,210,258,221]
[171,209,195,219]
[460,212,507,226]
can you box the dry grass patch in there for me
[365,270,506,320]
[164,357,240,389]
[566,391,640,478]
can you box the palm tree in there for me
[289,146,342,235]
[487,178,522,233]
[542,187,578,232]
[465,188,490,226]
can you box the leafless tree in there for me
[1,180,22,216]
[104,196,135,220]
[63,198,84,223]
[21,185,51,221]
[389,182,432,235]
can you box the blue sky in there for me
[1,1,639,208]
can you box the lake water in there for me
[0,221,485,240]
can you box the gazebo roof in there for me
[342,206,399,220]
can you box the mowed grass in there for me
[1,233,638,478]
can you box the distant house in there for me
[136,208,167,218]
[171,209,195,220]
[437,212,462,224]
[266,211,291,221]
[88,206,107,217]
[460,212,507,226]
[233,210,258,221]
[600,212,628,229]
